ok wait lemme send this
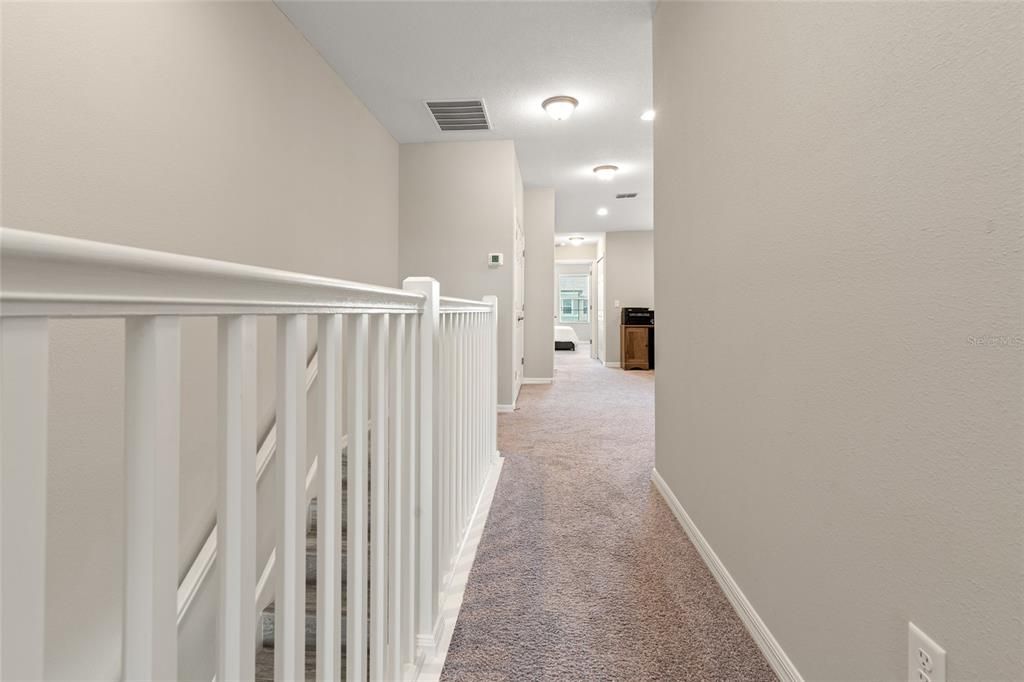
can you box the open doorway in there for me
[556,267,592,353]
[553,233,603,363]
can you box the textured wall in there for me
[1,2,399,677]
[653,2,1023,679]
[524,188,555,380]
[604,231,654,365]
[399,141,520,406]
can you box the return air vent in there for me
[615,192,639,199]
[425,99,490,131]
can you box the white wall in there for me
[399,140,520,406]
[653,3,1023,679]
[554,262,593,343]
[604,231,654,365]
[524,188,555,380]
[1,2,399,677]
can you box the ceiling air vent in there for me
[425,99,490,131]
[615,192,639,199]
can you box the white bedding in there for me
[554,325,580,344]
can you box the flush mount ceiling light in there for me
[596,207,609,217]
[593,164,619,181]
[641,109,656,121]
[567,235,586,245]
[542,96,579,121]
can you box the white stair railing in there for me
[0,228,499,681]
[435,296,499,609]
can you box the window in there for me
[559,274,590,323]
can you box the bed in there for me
[555,325,580,351]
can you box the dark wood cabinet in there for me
[620,324,654,370]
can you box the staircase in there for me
[256,498,339,680]
[256,449,362,681]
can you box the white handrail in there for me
[439,295,492,310]
[0,227,424,317]
[0,228,500,682]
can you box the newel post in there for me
[402,277,440,656]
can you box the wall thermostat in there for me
[488,253,504,267]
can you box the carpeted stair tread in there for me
[255,444,377,681]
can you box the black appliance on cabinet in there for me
[620,307,655,369]
[621,307,654,325]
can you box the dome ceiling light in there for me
[567,235,586,245]
[593,164,619,181]
[542,96,578,121]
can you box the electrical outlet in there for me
[908,623,946,682]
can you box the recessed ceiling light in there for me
[641,110,656,121]
[593,164,618,181]
[542,96,578,121]
[596,207,609,217]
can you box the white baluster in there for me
[446,314,456,572]
[478,314,485,489]
[402,313,418,670]
[123,316,181,681]
[479,313,486,484]
[460,314,469,538]
[484,297,498,463]
[346,313,370,682]
[455,313,463,543]
[402,277,438,656]
[470,315,477,515]
[316,314,343,682]
[275,314,307,682]
[472,314,480,497]
[370,314,390,681]
[437,315,448,579]
[0,318,49,681]
[467,314,475,506]
[217,316,257,682]
[386,314,406,680]
[478,313,485,488]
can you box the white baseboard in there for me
[604,361,621,368]
[497,403,516,413]
[522,377,553,385]
[417,457,505,682]
[651,469,803,682]
[416,615,445,658]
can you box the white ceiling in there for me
[277,1,654,234]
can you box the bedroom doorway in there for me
[555,264,593,354]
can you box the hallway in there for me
[441,350,776,680]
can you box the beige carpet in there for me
[440,346,777,681]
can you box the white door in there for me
[589,262,597,359]
[513,217,525,397]
[595,256,606,363]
